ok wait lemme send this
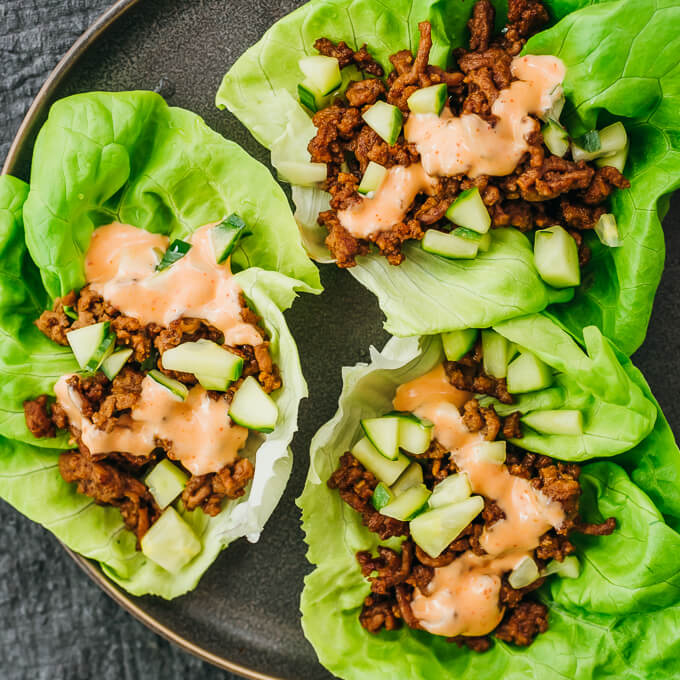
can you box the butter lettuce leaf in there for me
[0,95,311,598]
[217,0,680,353]
[299,330,680,680]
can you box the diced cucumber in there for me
[542,119,569,157]
[161,339,243,383]
[407,83,448,115]
[543,555,580,579]
[141,506,201,572]
[596,142,628,173]
[445,188,491,234]
[471,440,506,464]
[361,416,401,460]
[452,227,482,242]
[156,239,191,271]
[422,230,479,259]
[410,495,484,558]
[477,231,492,252]
[212,214,250,263]
[358,161,387,195]
[229,375,278,432]
[101,348,133,381]
[522,409,583,435]
[571,129,601,161]
[297,80,327,113]
[66,321,115,371]
[399,416,433,455]
[533,225,580,289]
[429,472,471,509]
[63,305,78,320]
[506,352,553,394]
[508,556,540,589]
[277,161,327,186]
[481,329,511,378]
[572,122,627,162]
[442,328,478,362]
[351,437,410,486]
[371,482,395,511]
[391,462,424,497]
[362,101,403,146]
[195,374,230,391]
[594,213,622,248]
[148,370,189,400]
[299,55,341,95]
[145,459,189,509]
[380,483,431,521]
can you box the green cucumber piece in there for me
[380,483,431,521]
[522,409,583,435]
[391,462,424,497]
[481,329,511,378]
[471,440,506,464]
[452,226,482,242]
[145,459,189,509]
[542,119,569,157]
[429,472,471,508]
[477,231,492,252]
[141,506,201,572]
[66,321,114,371]
[596,142,628,173]
[101,348,133,381]
[410,495,484,558]
[543,555,580,579]
[229,375,278,432]
[506,351,553,393]
[212,214,250,263]
[533,225,580,288]
[508,556,540,589]
[161,339,243,383]
[361,415,401,460]
[351,437,409,486]
[362,101,403,146]
[195,374,230,391]
[422,230,479,259]
[63,305,78,320]
[572,122,627,162]
[358,161,387,195]
[399,417,433,455]
[156,239,191,271]
[148,370,189,400]
[371,482,395,511]
[442,328,478,361]
[299,55,341,95]
[407,83,447,115]
[297,80,327,113]
[277,161,327,186]
[445,187,491,234]
[594,213,622,248]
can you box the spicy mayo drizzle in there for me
[392,363,565,638]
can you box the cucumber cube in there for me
[277,161,327,186]
[351,437,409,486]
[410,495,484,558]
[161,339,243,383]
[391,462,424,497]
[481,329,511,378]
[542,119,569,157]
[596,143,628,173]
[429,472,471,508]
[597,122,628,157]
[506,352,553,393]
[543,555,580,579]
[452,226,482,242]
[212,214,250,264]
[361,416,401,460]
[358,161,387,195]
[422,230,479,259]
[380,483,431,521]
[594,213,622,248]
[101,348,133,381]
[66,321,113,370]
[477,231,492,252]
[445,187,491,234]
[442,328,478,361]
[522,409,583,435]
[229,375,278,432]
[145,459,189,509]
[141,507,201,573]
[471,441,506,464]
[508,556,540,589]
[148,370,189,400]
[195,373,230,391]
[407,83,447,115]
[156,239,191,271]
[362,101,403,146]
[297,80,324,113]
[533,225,580,289]
[298,55,341,95]
[398,417,433,455]
[371,482,395,511]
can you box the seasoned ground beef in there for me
[309,0,630,267]
[181,458,255,515]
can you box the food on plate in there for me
[299,318,680,679]
[218,0,680,354]
[0,90,319,598]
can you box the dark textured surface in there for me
[0,1,678,679]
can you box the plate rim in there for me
[1,2,287,678]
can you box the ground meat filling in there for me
[24,286,280,538]
[309,0,630,267]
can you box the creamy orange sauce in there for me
[404,55,565,178]
[86,222,262,347]
[394,362,565,638]
[336,164,438,239]
[55,374,248,475]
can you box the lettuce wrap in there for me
[298,319,680,679]
[0,90,320,598]
[217,0,680,355]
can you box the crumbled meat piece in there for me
[462,398,501,440]
[581,165,630,205]
[345,78,386,107]
[395,584,421,629]
[320,210,370,268]
[308,105,363,165]
[72,286,118,328]
[502,412,523,439]
[357,542,414,594]
[560,198,606,230]
[449,635,492,652]
[67,372,109,419]
[535,531,575,562]
[494,600,549,646]
[387,22,434,112]
[482,499,506,526]
[23,395,56,438]
[35,291,76,346]
[467,0,495,51]
[254,342,282,393]
[90,367,144,432]
[499,576,544,608]
[359,594,401,632]
[314,38,384,77]
[445,349,513,404]
[575,517,617,536]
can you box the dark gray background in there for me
[1,1,678,680]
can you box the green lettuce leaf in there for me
[0,94,312,598]
[217,0,680,353]
[299,331,680,679]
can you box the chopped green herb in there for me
[578,130,601,153]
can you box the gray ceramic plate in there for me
[3,1,680,678]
